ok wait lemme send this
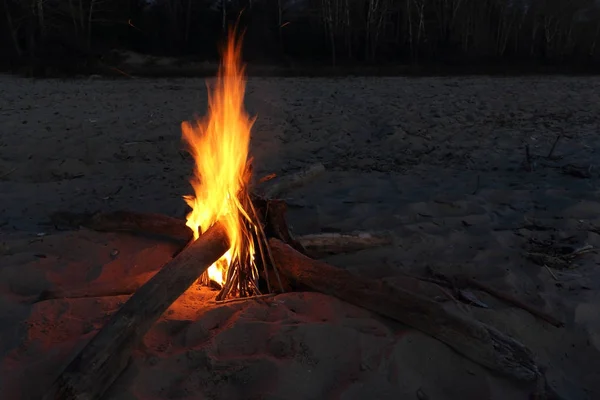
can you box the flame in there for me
[181,30,255,286]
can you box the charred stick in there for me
[32,271,157,304]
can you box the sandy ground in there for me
[1,75,600,399]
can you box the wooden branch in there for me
[262,162,325,198]
[51,210,193,242]
[268,238,539,382]
[296,231,394,258]
[43,223,229,400]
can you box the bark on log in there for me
[43,223,229,400]
[268,238,539,382]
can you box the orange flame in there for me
[181,30,255,286]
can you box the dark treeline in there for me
[2,0,600,75]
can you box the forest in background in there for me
[2,0,600,76]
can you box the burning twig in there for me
[43,222,229,400]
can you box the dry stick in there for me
[269,238,539,382]
[525,144,533,172]
[42,223,229,400]
[262,162,326,198]
[0,166,18,179]
[51,210,193,242]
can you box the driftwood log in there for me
[298,231,393,258]
[269,238,539,382]
[260,162,325,198]
[42,223,229,400]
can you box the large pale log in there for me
[268,238,539,382]
[43,223,229,400]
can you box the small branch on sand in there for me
[42,223,229,400]
[262,162,325,198]
[296,231,394,258]
[31,272,156,304]
[524,144,533,172]
[547,135,561,159]
[269,239,539,382]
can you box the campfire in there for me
[180,30,277,300]
[43,29,550,400]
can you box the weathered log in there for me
[43,223,229,400]
[51,210,193,242]
[268,238,539,382]
[298,231,393,258]
[261,162,325,198]
[462,276,564,328]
